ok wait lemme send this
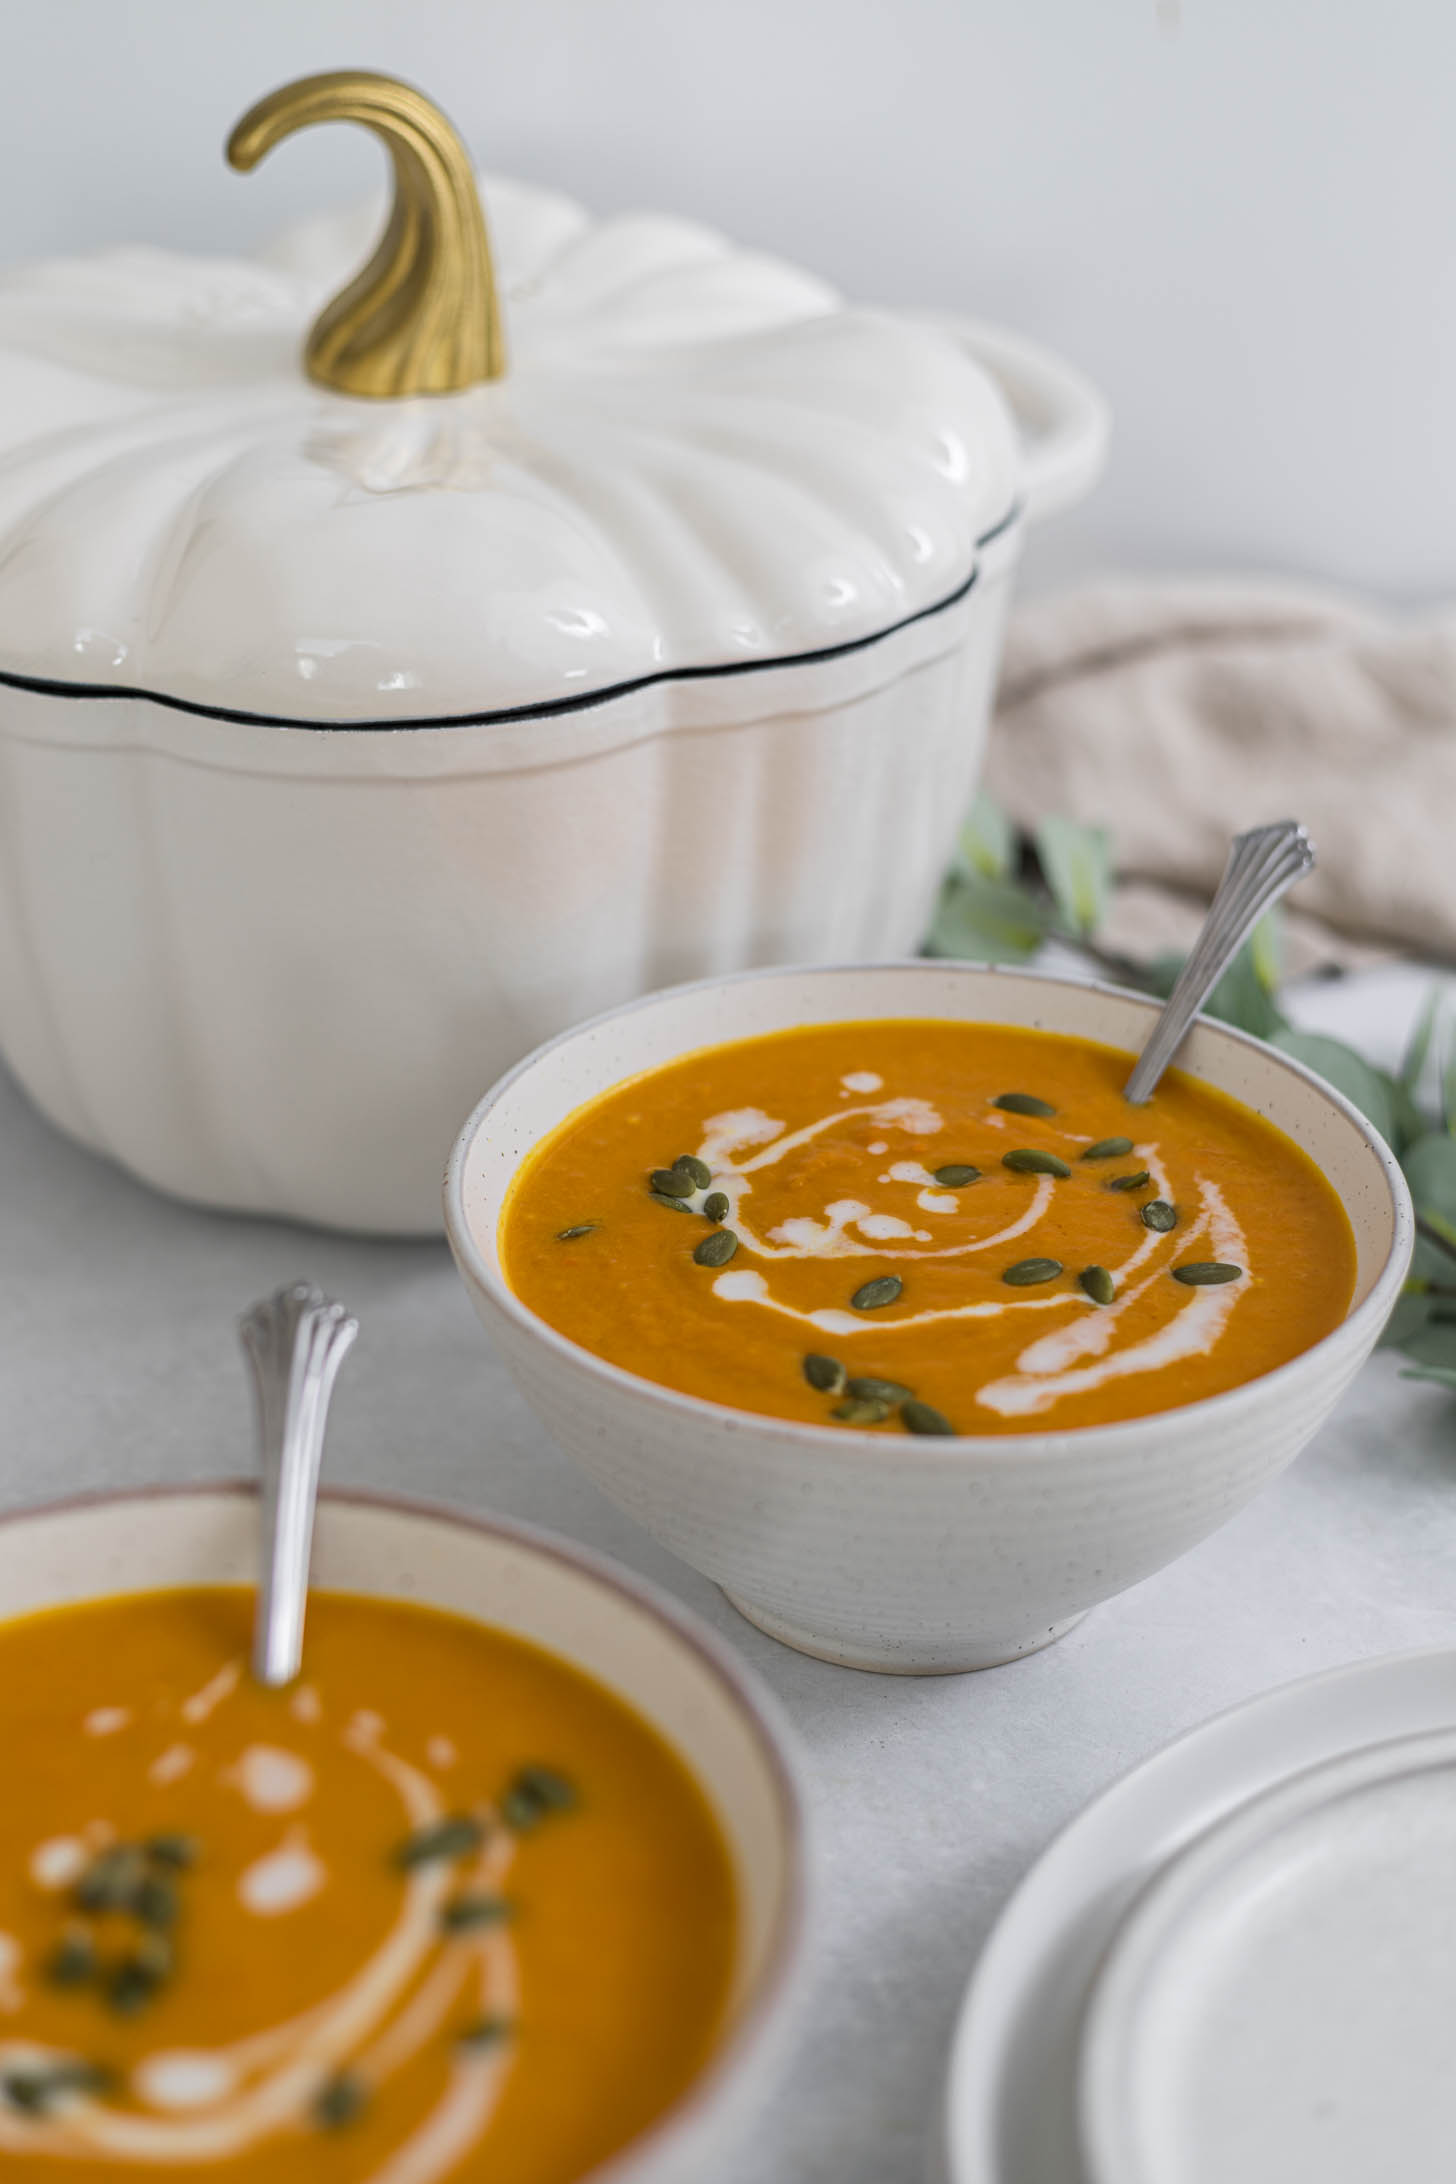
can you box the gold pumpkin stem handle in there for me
[227,70,505,399]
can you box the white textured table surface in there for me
[4,967,1455,2183]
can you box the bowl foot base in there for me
[720,1592,1088,1675]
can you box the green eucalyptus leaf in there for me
[1141,942,1285,1038]
[1272,1030,1396,1146]
[1388,1079,1426,1159]
[1421,1205,1456,1254]
[1396,1318,1456,1372]
[1206,946,1288,1040]
[1400,1363,1456,1391]
[1379,1289,1439,1349]
[1400,984,1442,1095]
[1444,1042,1456,1135]
[926,869,1051,965]
[1407,1229,1456,1291]
[1248,909,1283,995]
[960,794,1016,881]
[1033,815,1112,940]
[1402,1132,1456,1228]
[1142,952,1183,1001]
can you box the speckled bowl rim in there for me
[444,959,1415,1463]
[0,1479,811,2184]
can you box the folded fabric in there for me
[984,580,1456,967]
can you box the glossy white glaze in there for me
[0,159,1105,1232]
[0,177,1019,721]
[939,1649,1456,2184]
[1079,1727,1456,2184]
[445,962,1413,1674]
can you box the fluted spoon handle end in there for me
[241,1281,358,1688]
[1123,820,1316,1106]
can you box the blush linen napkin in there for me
[982,580,1456,974]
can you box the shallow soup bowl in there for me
[0,1485,808,2181]
[445,963,1414,1675]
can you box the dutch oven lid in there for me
[0,71,1021,727]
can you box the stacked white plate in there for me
[938,1648,1456,2184]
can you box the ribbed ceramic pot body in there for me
[446,963,1413,1674]
[0,545,1014,1231]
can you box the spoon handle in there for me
[1123,820,1316,1105]
[240,1282,358,1688]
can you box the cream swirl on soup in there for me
[502,1020,1356,1436]
[685,1091,1249,1418]
[0,1590,734,2183]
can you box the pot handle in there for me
[923,313,1110,526]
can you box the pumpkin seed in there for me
[1081,1137,1136,1161]
[3,2071,56,2116]
[1141,1200,1178,1232]
[1079,1265,1116,1306]
[648,1167,695,1199]
[458,2014,513,2051]
[502,1765,577,1833]
[902,1399,955,1436]
[649,1190,694,1213]
[993,1092,1057,1117]
[1001,1149,1071,1178]
[134,1874,178,1930]
[803,1353,846,1394]
[1172,1261,1244,1285]
[102,1968,155,2018]
[1106,1170,1152,1193]
[1002,1257,1064,1286]
[694,1228,738,1268]
[4,2060,111,2115]
[133,1932,172,1977]
[76,1846,146,1914]
[44,1928,96,1990]
[393,1815,484,1870]
[832,1397,892,1425]
[440,1894,513,1933]
[143,1834,199,1871]
[105,1935,172,2016]
[314,2073,367,2130]
[703,1191,730,1223]
[846,1376,915,1403]
[672,1154,713,1190]
[515,1764,576,1810]
[555,1223,598,1241]
[851,1275,903,1311]
[933,1164,981,1187]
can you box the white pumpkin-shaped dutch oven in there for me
[0,72,1106,1232]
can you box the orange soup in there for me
[0,1587,736,2182]
[501,1020,1357,1435]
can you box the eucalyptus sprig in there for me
[927,796,1456,1397]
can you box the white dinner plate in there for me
[936,1647,1456,2184]
[1079,1726,1456,2184]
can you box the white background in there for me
[6,0,1454,601]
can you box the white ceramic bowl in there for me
[445,962,1414,1676]
[0,1484,809,2183]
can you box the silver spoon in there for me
[240,1281,358,1687]
[1122,820,1316,1105]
